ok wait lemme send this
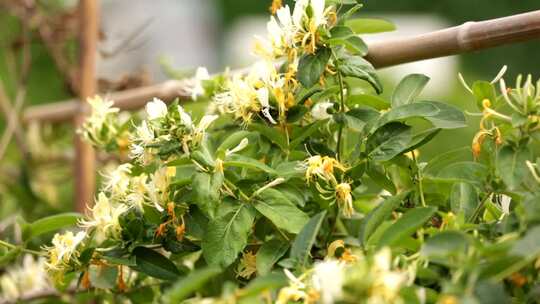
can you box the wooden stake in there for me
[74,0,99,212]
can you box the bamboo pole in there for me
[22,9,540,123]
[74,0,99,212]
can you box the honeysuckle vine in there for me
[2,0,540,303]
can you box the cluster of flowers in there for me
[303,155,354,218]
[210,0,335,126]
[461,67,540,160]
[0,255,51,301]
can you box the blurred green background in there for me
[0,0,539,217]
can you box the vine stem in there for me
[411,151,426,207]
[333,51,346,161]
[0,239,45,256]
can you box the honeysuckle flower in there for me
[311,101,333,120]
[81,95,120,147]
[44,231,86,274]
[0,255,50,301]
[189,67,211,100]
[102,163,133,199]
[311,260,345,304]
[189,114,219,149]
[145,98,168,120]
[369,247,407,303]
[257,87,277,124]
[178,105,194,129]
[86,95,119,126]
[126,173,149,210]
[133,120,155,145]
[326,240,358,263]
[79,192,128,240]
[147,166,176,212]
[212,75,262,125]
[335,182,354,218]
[303,155,346,184]
[276,269,309,304]
[225,138,249,157]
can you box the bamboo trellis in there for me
[20,9,540,211]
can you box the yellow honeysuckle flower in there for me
[335,183,353,218]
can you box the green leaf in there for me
[345,18,396,34]
[216,130,251,157]
[165,266,222,303]
[202,203,255,267]
[348,94,390,110]
[0,248,21,267]
[435,162,489,186]
[224,154,277,175]
[238,272,287,299]
[297,47,331,87]
[450,182,478,220]
[89,264,118,289]
[421,230,469,259]
[403,128,441,152]
[192,172,223,219]
[377,206,437,249]
[254,189,309,234]
[344,107,380,132]
[497,145,530,190]
[424,147,472,176]
[471,81,497,110]
[509,225,540,259]
[23,212,81,241]
[337,54,382,94]
[359,191,409,244]
[327,26,367,56]
[392,74,430,107]
[290,120,326,150]
[131,246,182,281]
[366,122,412,161]
[249,123,288,151]
[290,211,326,268]
[256,239,289,276]
[374,101,466,130]
[366,166,396,194]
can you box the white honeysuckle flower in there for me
[44,230,86,271]
[226,138,249,157]
[102,163,133,198]
[292,0,308,28]
[257,87,278,124]
[373,247,392,272]
[145,98,168,120]
[197,115,219,133]
[311,260,345,304]
[87,95,119,126]
[126,174,149,211]
[178,105,194,129]
[276,5,296,45]
[79,192,128,240]
[501,194,512,215]
[0,255,50,302]
[310,0,327,28]
[311,101,333,120]
[129,143,145,160]
[134,120,155,145]
[190,67,211,100]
